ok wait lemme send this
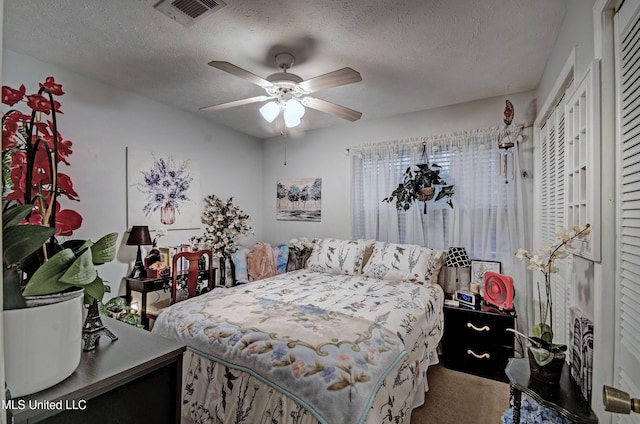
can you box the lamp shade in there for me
[126,226,152,246]
[259,101,280,123]
[444,247,470,268]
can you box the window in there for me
[351,129,523,263]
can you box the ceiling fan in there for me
[200,52,362,128]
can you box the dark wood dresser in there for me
[7,317,186,424]
[442,303,516,382]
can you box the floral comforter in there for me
[153,269,444,424]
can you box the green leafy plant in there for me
[382,163,455,213]
[3,204,117,310]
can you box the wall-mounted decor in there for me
[470,260,501,285]
[276,178,321,222]
[127,147,201,230]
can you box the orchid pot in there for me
[2,77,118,396]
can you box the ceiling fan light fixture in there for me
[283,99,305,128]
[259,101,280,123]
[284,115,301,128]
[285,99,305,119]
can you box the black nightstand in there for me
[442,303,516,382]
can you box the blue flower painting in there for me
[127,147,201,229]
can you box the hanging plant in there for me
[382,161,454,214]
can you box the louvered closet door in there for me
[538,98,569,345]
[615,0,640,419]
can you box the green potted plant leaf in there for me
[2,77,118,397]
[382,162,455,214]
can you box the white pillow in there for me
[306,238,366,275]
[362,241,440,284]
[429,249,446,284]
[231,246,251,283]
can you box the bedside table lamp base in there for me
[82,299,118,351]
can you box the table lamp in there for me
[127,226,152,278]
[442,246,471,294]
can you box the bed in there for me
[152,239,445,424]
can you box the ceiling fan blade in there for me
[199,95,272,112]
[303,97,362,122]
[208,61,273,88]
[298,68,362,93]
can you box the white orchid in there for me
[515,223,591,355]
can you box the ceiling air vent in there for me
[154,0,226,27]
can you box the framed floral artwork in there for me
[126,147,201,230]
[470,260,502,285]
[276,178,321,221]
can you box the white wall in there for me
[537,0,596,106]
[2,49,263,299]
[260,91,537,246]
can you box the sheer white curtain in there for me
[351,128,527,330]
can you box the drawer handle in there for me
[467,350,490,359]
[466,322,490,332]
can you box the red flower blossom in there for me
[2,84,26,106]
[39,77,65,96]
[2,130,17,150]
[53,206,82,236]
[26,94,52,114]
[57,173,79,201]
[2,77,82,237]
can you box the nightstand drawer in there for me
[445,308,513,346]
[442,304,516,382]
[446,344,513,380]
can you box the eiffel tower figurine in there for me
[82,299,118,351]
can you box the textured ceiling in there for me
[3,0,568,139]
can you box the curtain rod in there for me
[346,123,532,155]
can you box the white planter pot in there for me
[3,290,84,398]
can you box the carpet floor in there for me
[411,363,510,424]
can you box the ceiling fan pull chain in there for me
[283,137,287,166]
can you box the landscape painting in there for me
[276,178,322,222]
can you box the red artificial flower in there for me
[57,173,79,201]
[2,130,17,150]
[26,95,63,115]
[2,84,26,106]
[34,121,73,165]
[53,207,82,237]
[26,94,52,114]
[3,77,82,237]
[2,117,19,149]
[25,209,43,225]
[57,139,73,165]
[39,77,65,96]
